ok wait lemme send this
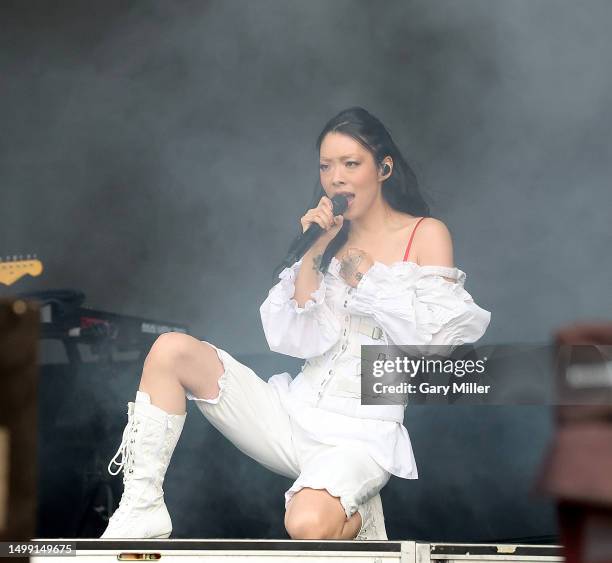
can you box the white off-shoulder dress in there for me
[259,254,492,482]
[187,224,491,519]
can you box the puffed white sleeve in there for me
[347,262,491,346]
[259,259,341,358]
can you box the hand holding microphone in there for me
[275,194,348,276]
[300,196,345,252]
[283,194,348,265]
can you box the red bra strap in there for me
[403,217,427,262]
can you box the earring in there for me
[382,164,391,175]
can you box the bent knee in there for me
[285,510,342,540]
[145,332,215,372]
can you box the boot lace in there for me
[108,405,139,477]
[106,406,140,522]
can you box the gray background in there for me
[2,0,611,541]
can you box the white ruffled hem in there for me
[185,370,229,405]
[185,341,230,405]
[284,480,359,520]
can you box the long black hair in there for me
[274,107,430,278]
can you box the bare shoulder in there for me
[414,217,454,268]
[415,217,453,242]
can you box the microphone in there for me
[279,194,349,270]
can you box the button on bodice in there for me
[289,268,404,423]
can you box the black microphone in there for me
[280,194,349,270]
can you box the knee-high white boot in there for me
[101,391,186,539]
[355,493,388,540]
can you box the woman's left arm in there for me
[341,220,491,346]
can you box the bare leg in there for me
[101,333,226,539]
[284,488,362,540]
[340,512,362,540]
[139,333,225,415]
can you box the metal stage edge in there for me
[27,539,564,562]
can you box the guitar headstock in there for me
[0,255,44,286]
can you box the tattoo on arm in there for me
[312,253,323,271]
[339,253,363,281]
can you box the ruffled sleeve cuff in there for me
[347,262,385,315]
[268,259,326,313]
[260,259,341,358]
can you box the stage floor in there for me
[27,539,564,562]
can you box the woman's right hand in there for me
[300,196,344,251]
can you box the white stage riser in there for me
[28,540,564,563]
